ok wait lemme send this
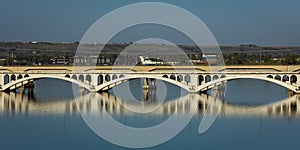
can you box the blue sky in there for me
[1,0,300,46]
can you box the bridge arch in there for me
[177,75,183,82]
[196,76,300,93]
[205,75,211,83]
[95,75,191,92]
[112,74,118,80]
[72,74,77,80]
[86,74,92,84]
[78,75,84,82]
[98,74,104,85]
[65,74,70,78]
[212,75,219,80]
[198,75,203,85]
[184,74,191,83]
[170,74,176,80]
[119,74,125,78]
[1,75,93,92]
[274,75,281,81]
[105,74,111,82]
[4,74,9,85]
[11,74,16,81]
[282,75,289,82]
[291,75,297,84]
[17,74,23,79]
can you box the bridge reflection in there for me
[0,91,299,117]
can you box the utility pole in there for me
[6,49,8,66]
[260,46,262,64]
[257,38,262,64]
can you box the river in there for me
[0,78,299,150]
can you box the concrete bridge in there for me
[0,65,300,93]
[1,92,299,117]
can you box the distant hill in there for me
[1,42,299,58]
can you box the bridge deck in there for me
[1,65,300,93]
[0,65,299,72]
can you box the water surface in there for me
[0,78,299,150]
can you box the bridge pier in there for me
[18,86,25,95]
[286,89,295,97]
[142,78,158,102]
[27,87,34,100]
[78,86,86,96]
[142,88,157,102]
[142,78,157,90]
[24,80,34,89]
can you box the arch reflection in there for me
[0,91,299,117]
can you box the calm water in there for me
[0,78,299,150]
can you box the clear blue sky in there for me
[1,0,300,46]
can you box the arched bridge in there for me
[0,66,300,93]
